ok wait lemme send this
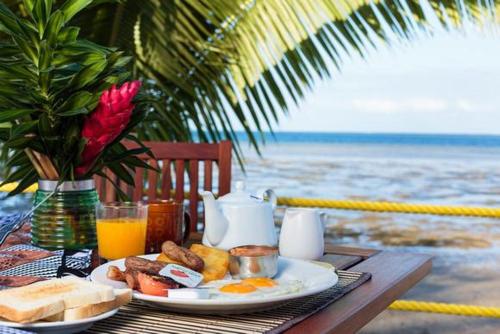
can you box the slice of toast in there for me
[0,276,114,323]
[44,289,131,322]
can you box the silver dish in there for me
[228,245,279,279]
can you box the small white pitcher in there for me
[279,208,325,260]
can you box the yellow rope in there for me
[389,300,500,318]
[2,183,500,218]
[277,197,500,218]
[0,183,38,193]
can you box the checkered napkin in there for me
[0,214,92,288]
[0,326,32,334]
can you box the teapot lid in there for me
[218,181,261,205]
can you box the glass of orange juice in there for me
[96,202,148,260]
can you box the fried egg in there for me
[242,277,277,288]
[205,278,303,300]
[219,283,257,294]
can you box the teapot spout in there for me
[200,191,229,246]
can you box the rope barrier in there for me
[277,197,500,218]
[2,183,500,218]
[0,183,38,193]
[389,300,500,318]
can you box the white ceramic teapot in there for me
[200,181,278,250]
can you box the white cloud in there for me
[455,99,496,113]
[346,97,498,115]
[455,99,474,112]
[351,97,448,114]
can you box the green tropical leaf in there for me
[57,107,88,116]
[0,109,34,123]
[4,137,31,149]
[45,9,64,45]
[124,134,154,159]
[11,120,38,136]
[95,169,129,201]
[0,162,32,184]
[56,91,94,113]
[57,26,79,44]
[68,58,107,90]
[107,162,134,186]
[0,2,23,35]
[105,147,150,163]
[121,155,158,172]
[22,0,36,14]
[32,0,53,37]
[60,0,93,23]
[6,150,29,168]
[6,168,37,196]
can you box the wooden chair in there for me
[95,141,232,232]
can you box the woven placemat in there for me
[84,270,371,334]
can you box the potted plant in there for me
[0,1,151,250]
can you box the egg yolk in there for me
[219,283,257,294]
[242,277,277,288]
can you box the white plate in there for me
[0,308,118,334]
[90,254,338,314]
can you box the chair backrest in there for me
[95,141,232,231]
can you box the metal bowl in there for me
[228,245,279,279]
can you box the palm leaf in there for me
[4,0,498,163]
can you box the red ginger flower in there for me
[76,81,141,176]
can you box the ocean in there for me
[232,132,500,269]
[2,132,500,267]
[234,132,500,203]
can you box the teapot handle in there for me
[256,189,277,210]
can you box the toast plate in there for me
[90,254,338,314]
[0,308,118,334]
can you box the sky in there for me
[268,25,500,135]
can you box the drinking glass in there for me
[96,202,148,260]
[146,200,190,254]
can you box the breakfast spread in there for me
[105,240,303,300]
[0,276,131,323]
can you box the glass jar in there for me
[31,179,98,250]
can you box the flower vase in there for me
[31,180,98,250]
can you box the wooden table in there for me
[286,244,432,334]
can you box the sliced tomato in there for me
[137,272,169,297]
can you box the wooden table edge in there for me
[285,251,432,334]
[324,244,381,258]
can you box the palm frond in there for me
[4,0,498,164]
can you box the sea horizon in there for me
[232,131,500,147]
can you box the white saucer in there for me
[0,308,118,334]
